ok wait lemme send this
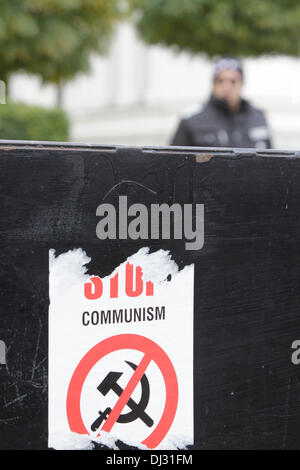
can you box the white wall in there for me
[10,23,300,150]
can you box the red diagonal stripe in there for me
[100,353,152,433]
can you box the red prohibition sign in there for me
[66,334,179,449]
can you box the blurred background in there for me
[1,0,300,149]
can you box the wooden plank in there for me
[0,142,299,450]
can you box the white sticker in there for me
[48,247,194,450]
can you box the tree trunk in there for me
[56,83,64,108]
[0,74,9,103]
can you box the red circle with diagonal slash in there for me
[66,334,178,449]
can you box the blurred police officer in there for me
[170,57,272,149]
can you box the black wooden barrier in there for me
[0,141,299,450]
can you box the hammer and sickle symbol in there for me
[91,360,154,432]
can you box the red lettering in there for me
[84,276,103,300]
[110,273,119,298]
[84,265,154,299]
[125,263,143,297]
[146,281,154,296]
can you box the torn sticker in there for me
[48,248,194,450]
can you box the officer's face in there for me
[213,69,243,110]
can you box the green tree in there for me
[0,0,124,97]
[130,0,300,57]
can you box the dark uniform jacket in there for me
[171,95,272,149]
